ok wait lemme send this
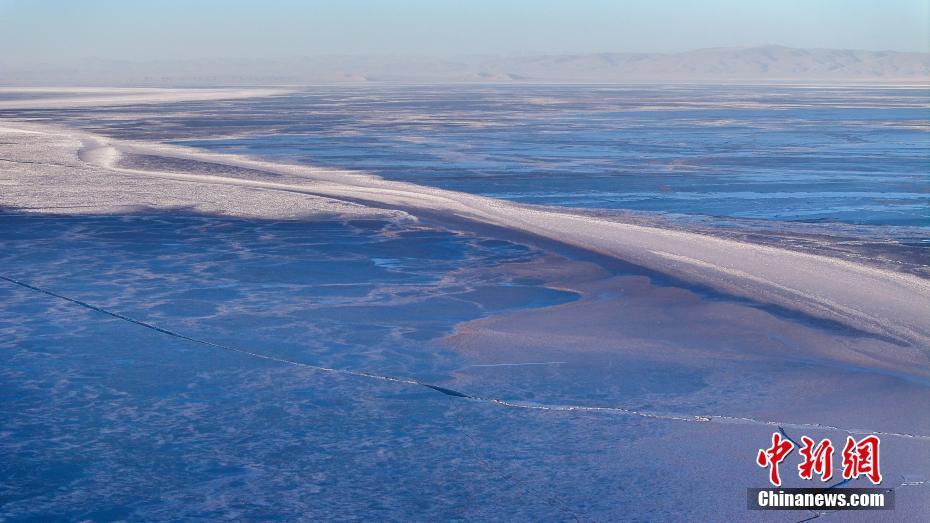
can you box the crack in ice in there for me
[3,273,930,444]
[468,361,567,367]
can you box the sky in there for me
[0,0,927,64]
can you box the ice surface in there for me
[2,88,929,521]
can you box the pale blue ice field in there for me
[2,85,929,520]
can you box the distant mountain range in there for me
[473,45,930,83]
[3,46,928,86]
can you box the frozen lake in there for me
[2,86,929,520]
[12,85,926,227]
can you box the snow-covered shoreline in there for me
[0,87,293,109]
[3,116,928,356]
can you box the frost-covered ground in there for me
[1,89,929,521]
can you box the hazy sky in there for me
[1,0,927,63]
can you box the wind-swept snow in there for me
[0,87,292,109]
[3,119,928,353]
